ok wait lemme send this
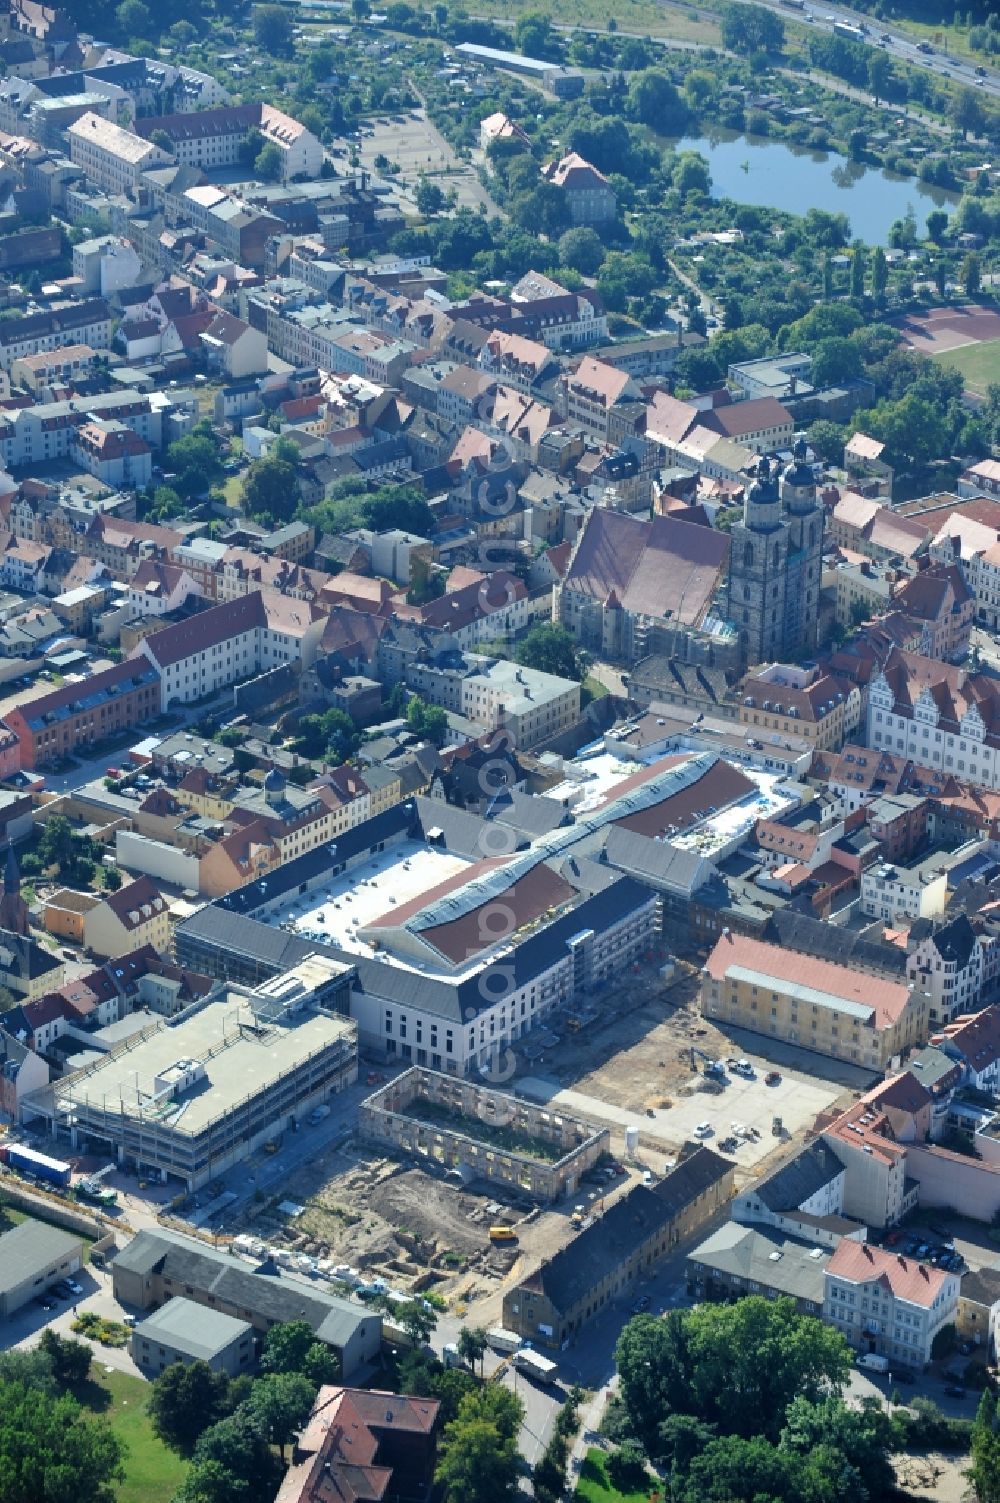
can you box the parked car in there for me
[631,1295,651,1313]
[894,1368,915,1384]
[764,1071,781,1086]
[35,1295,54,1310]
[693,1121,713,1138]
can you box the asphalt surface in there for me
[731,0,1000,102]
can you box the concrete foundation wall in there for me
[359,1067,609,1202]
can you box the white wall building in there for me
[823,1240,959,1368]
[67,112,173,197]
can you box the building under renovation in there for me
[358,1067,609,1202]
[25,956,356,1190]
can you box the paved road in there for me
[729,0,1000,102]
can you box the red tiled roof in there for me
[826,1239,950,1308]
[706,932,911,1027]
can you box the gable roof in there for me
[826,1239,951,1308]
[563,508,729,627]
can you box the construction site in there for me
[199,954,860,1324]
[358,1069,609,1202]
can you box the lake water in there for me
[656,128,959,245]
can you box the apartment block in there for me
[67,112,172,196]
[701,931,930,1071]
[823,1240,958,1369]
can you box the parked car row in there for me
[34,1276,83,1310]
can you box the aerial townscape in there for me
[3,1,1000,1502]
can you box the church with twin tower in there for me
[726,439,825,667]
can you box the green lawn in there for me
[575,1448,657,1503]
[415,0,721,42]
[932,338,1000,397]
[222,474,244,507]
[0,1196,27,1233]
[71,1368,188,1503]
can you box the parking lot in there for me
[519,1048,843,1175]
[354,110,499,216]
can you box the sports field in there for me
[932,338,1000,398]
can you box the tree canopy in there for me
[242,454,302,527]
[0,1377,125,1503]
[616,1298,848,1472]
[147,1360,233,1453]
[517,622,581,681]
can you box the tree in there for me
[416,178,445,216]
[38,1328,91,1387]
[0,1378,124,1503]
[617,1301,850,1455]
[673,151,711,196]
[351,0,370,18]
[243,1373,315,1460]
[435,1388,524,1503]
[394,1298,438,1347]
[865,391,949,469]
[849,242,866,302]
[780,1394,897,1502]
[807,419,845,464]
[166,428,224,500]
[261,1320,333,1381]
[970,1390,1000,1503]
[514,12,555,59]
[962,252,982,297]
[925,209,950,244]
[254,142,283,182]
[117,0,151,35]
[189,1412,282,1503]
[683,1297,851,1440]
[253,5,293,55]
[558,226,605,276]
[867,52,891,105]
[147,1361,232,1453]
[626,70,687,132]
[812,336,862,389]
[871,245,889,306]
[436,1417,521,1503]
[406,695,448,748]
[517,622,580,681]
[103,866,122,891]
[241,455,301,525]
[457,1326,488,1376]
[607,1441,649,1493]
[720,2,784,54]
[952,85,985,140]
[150,128,173,154]
[615,1313,695,1455]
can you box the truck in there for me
[4,1143,72,1188]
[489,1225,518,1244]
[857,1352,890,1373]
[308,1105,331,1126]
[833,20,866,41]
[512,1348,559,1385]
[486,1327,523,1355]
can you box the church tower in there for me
[0,845,29,937]
[780,436,824,659]
[727,456,792,667]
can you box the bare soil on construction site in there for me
[235,1145,583,1303]
[544,965,732,1113]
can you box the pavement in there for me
[516,1052,842,1173]
[4,1261,143,1379]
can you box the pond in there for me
[654,127,960,245]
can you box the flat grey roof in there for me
[54,992,354,1137]
[133,1295,252,1358]
[0,1219,81,1295]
